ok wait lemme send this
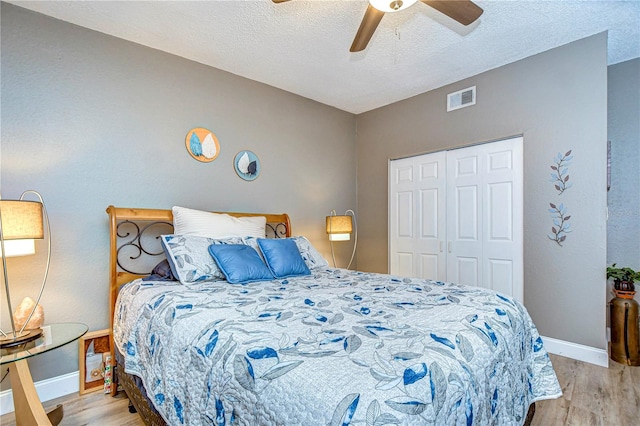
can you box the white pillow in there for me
[172,206,266,239]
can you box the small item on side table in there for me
[103,353,113,393]
[13,296,45,330]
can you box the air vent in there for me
[447,86,476,112]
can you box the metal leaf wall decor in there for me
[548,202,571,246]
[547,150,573,247]
[550,150,573,194]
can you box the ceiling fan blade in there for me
[421,0,483,26]
[272,0,291,3]
[350,4,385,52]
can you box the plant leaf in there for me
[430,362,447,415]
[455,334,474,362]
[328,393,360,426]
[233,355,255,391]
[370,368,397,382]
[376,377,402,390]
[385,397,427,415]
[403,363,428,386]
[392,352,422,361]
[344,335,362,354]
[430,333,455,349]
[366,400,381,426]
[261,360,303,380]
[247,347,278,360]
[374,413,401,425]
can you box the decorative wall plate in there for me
[185,128,220,162]
[234,150,260,181]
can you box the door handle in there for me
[439,241,444,252]
[448,241,452,253]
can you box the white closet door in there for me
[389,152,446,280]
[446,147,483,287]
[389,136,523,302]
[446,137,523,301]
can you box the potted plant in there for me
[606,263,640,298]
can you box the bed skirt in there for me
[115,347,167,426]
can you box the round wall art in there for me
[234,150,260,181]
[185,127,220,162]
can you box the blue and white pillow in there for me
[244,236,328,270]
[290,236,329,270]
[161,234,244,284]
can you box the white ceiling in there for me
[6,0,640,114]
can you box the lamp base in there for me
[0,328,43,349]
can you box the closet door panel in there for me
[482,137,523,301]
[389,152,446,280]
[389,137,522,301]
[447,148,483,288]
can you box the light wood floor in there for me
[1,354,638,425]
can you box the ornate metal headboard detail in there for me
[105,206,292,388]
[108,207,291,276]
[113,218,289,275]
[114,219,173,275]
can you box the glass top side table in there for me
[1,322,88,426]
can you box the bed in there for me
[106,206,561,425]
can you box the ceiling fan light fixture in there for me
[369,0,417,13]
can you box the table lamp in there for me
[326,209,357,269]
[0,191,50,348]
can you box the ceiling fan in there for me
[273,0,483,52]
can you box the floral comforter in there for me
[114,268,561,425]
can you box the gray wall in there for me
[355,34,608,349]
[607,58,640,303]
[1,3,356,385]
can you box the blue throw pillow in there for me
[257,238,311,278]
[207,244,274,284]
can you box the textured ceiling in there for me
[6,0,640,114]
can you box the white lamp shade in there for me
[369,0,417,13]
[0,239,36,257]
[326,215,353,240]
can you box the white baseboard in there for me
[0,370,79,415]
[541,335,609,368]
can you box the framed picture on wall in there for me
[234,150,261,181]
[185,127,220,162]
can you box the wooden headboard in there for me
[105,206,291,393]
